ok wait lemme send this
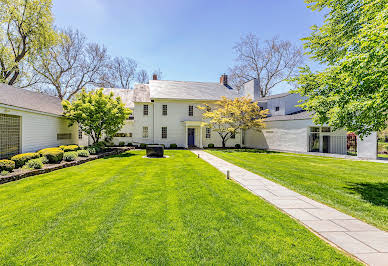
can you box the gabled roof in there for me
[0,83,63,115]
[257,92,291,102]
[264,111,313,121]
[148,80,240,101]
[102,84,150,109]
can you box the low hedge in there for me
[59,145,79,152]
[25,158,43,169]
[208,143,215,148]
[119,141,125,147]
[0,160,15,172]
[64,151,78,162]
[235,144,241,149]
[170,144,177,149]
[11,153,40,168]
[77,150,90,157]
[140,143,147,149]
[38,148,64,164]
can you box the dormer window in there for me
[275,106,280,112]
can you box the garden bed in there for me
[0,147,132,185]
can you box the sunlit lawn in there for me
[207,149,388,231]
[0,150,356,265]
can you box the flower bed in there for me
[0,147,132,185]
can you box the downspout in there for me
[152,101,155,144]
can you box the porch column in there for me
[185,126,188,148]
[199,126,203,148]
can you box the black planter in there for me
[146,145,164,158]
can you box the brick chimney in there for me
[152,74,158,80]
[220,74,228,85]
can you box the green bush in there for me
[77,149,90,157]
[0,160,15,172]
[119,141,125,147]
[140,143,147,149]
[87,147,97,155]
[235,144,241,149]
[169,143,177,149]
[60,145,79,152]
[11,153,40,168]
[64,152,78,162]
[25,158,43,169]
[39,156,49,164]
[38,148,64,164]
[127,143,133,147]
[208,143,215,148]
[1,170,9,176]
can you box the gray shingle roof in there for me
[0,83,63,115]
[264,111,313,121]
[102,84,150,109]
[149,80,240,100]
[257,92,290,102]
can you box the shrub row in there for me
[11,153,40,168]
[0,160,15,172]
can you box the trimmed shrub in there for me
[140,143,147,149]
[77,149,90,157]
[169,143,177,149]
[38,148,64,164]
[127,143,133,147]
[119,141,125,147]
[64,151,78,162]
[39,156,49,164]
[60,145,79,152]
[25,158,43,169]
[208,143,215,148]
[1,170,9,176]
[235,144,241,149]
[11,153,40,168]
[0,160,15,172]
[87,147,97,155]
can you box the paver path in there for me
[191,150,388,266]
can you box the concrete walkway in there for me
[191,150,388,266]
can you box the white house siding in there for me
[0,106,78,154]
[357,132,378,159]
[246,119,313,152]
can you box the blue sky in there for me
[53,0,324,93]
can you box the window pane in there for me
[143,105,149,115]
[188,105,193,116]
[162,127,167,139]
[162,105,167,116]
[206,128,211,138]
[322,127,331,132]
[142,127,148,138]
[310,127,320,133]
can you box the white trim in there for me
[0,103,62,117]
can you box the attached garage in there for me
[0,84,79,159]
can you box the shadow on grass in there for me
[103,152,137,159]
[346,182,388,207]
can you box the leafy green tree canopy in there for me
[62,89,131,144]
[293,0,387,137]
[0,0,58,86]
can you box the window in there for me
[310,127,320,133]
[142,126,149,138]
[162,127,167,139]
[230,132,236,139]
[162,105,167,116]
[206,128,211,138]
[188,105,193,116]
[114,132,132,137]
[143,105,149,116]
[127,115,134,120]
[78,128,83,140]
[275,106,280,112]
[57,133,72,140]
[0,114,20,159]
[322,127,331,132]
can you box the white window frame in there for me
[143,105,149,116]
[162,104,168,116]
[188,105,193,116]
[205,128,211,138]
[142,126,149,138]
[161,127,167,139]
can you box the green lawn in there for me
[207,149,388,231]
[0,150,356,265]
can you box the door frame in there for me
[187,128,195,147]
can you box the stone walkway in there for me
[191,150,388,266]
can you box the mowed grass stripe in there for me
[0,150,358,264]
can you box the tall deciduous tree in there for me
[31,28,111,100]
[62,88,131,143]
[100,56,138,89]
[0,0,57,86]
[198,96,268,147]
[293,0,387,138]
[228,34,303,96]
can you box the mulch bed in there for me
[0,147,133,185]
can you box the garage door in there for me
[0,114,21,159]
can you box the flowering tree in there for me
[198,96,268,147]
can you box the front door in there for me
[323,136,330,153]
[188,128,195,147]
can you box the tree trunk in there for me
[222,139,226,148]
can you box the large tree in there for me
[62,88,131,144]
[293,0,387,138]
[31,28,111,100]
[101,56,138,89]
[198,96,268,147]
[0,0,57,86]
[228,34,303,96]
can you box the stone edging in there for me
[0,147,132,185]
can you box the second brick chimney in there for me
[220,74,228,85]
[152,74,158,80]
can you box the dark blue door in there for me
[188,128,195,146]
